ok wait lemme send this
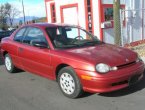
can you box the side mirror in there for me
[31,40,48,48]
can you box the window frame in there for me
[21,26,49,48]
[102,4,125,28]
[13,27,27,43]
[45,26,100,49]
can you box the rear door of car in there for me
[18,27,53,78]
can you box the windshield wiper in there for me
[82,41,103,46]
[55,44,81,49]
[84,41,95,45]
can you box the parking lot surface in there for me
[0,59,145,110]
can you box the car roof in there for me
[22,23,78,28]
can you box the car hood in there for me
[62,44,137,67]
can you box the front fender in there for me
[51,53,96,72]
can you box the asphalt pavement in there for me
[0,58,145,110]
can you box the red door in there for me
[18,27,54,79]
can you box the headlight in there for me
[96,63,118,74]
[96,63,110,73]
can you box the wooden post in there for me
[113,0,121,45]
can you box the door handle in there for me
[19,47,24,52]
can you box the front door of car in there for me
[18,27,53,78]
[12,27,27,69]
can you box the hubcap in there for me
[5,57,12,71]
[60,73,75,95]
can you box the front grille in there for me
[129,74,142,85]
[117,61,136,69]
[112,80,128,86]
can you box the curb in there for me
[141,57,145,63]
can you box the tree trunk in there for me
[113,0,121,46]
[9,18,13,26]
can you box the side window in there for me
[23,27,48,46]
[14,28,26,42]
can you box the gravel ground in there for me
[128,44,145,57]
[126,43,145,62]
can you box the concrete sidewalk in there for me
[141,57,145,63]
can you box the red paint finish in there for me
[124,39,145,47]
[1,23,144,93]
[75,63,144,93]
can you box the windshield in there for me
[46,26,102,49]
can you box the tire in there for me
[57,66,83,98]
[4,54,18,73]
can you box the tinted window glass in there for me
[14,28,26,42]
[23,27,47,46]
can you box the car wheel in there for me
[4,54,18,73]
[58,66,83,98]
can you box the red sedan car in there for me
[1,23,144,98]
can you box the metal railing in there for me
[120,8,145,46]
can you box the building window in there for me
[85,0,93,33]
[50,3,56,23]
[104,8,113,21]
[103,4,125,22]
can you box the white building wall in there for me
[55,0,76,23]
[92,0,101,39]
[50,0,87,30]
[78,0,87,29]
[46,2,51,23]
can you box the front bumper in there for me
[75,61,145,93]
